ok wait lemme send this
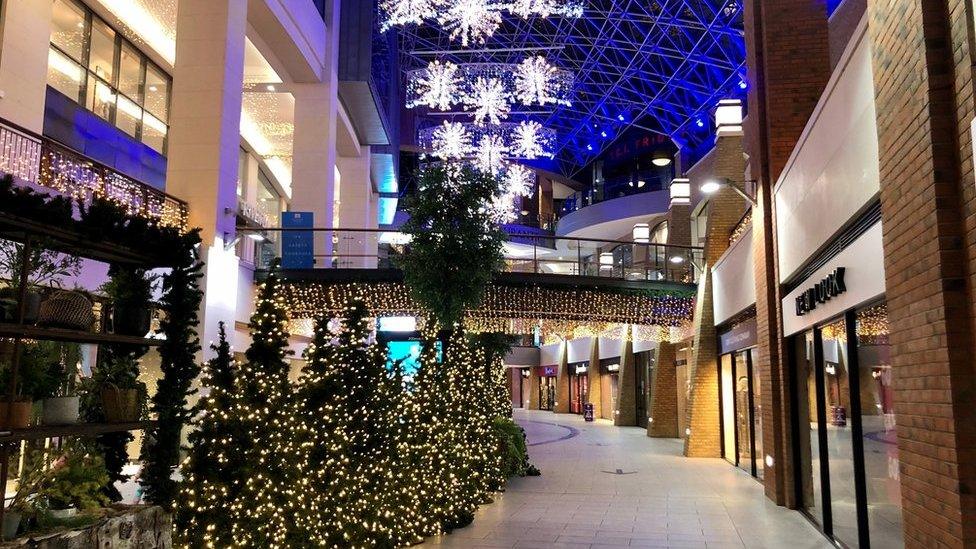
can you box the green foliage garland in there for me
[139,228,204,509]
[397,162,505,326]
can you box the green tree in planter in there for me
[397,163,505,327]
[471,332,516,419]
[175,322,243,548]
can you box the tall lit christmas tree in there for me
[175,322,243,547]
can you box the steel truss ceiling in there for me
[397,0,747,177]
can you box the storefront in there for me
[718,315,762,480]
[633,350,655,427]
[599,358,620,420]
[536,365,557,411]
[568,362,588,415]
[783,222,903,549]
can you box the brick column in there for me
[528,371,540,410]
[743,0,830,505]
[587,338,602,418]
[614,334,637,426]
[683,133,747,457]
[649,341,678,438]
[553,343,570,414]
[868,0,976,545]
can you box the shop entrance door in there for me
[539,377,555,411]
[570,372,588,414]
[720,349,761,477]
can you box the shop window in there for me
[793,331,825,528]
[855,303,903,548]
[821,317,859,548]
[45,0,171,154]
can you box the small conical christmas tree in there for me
[175,322,243,547]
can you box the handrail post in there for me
[533,238,538,274]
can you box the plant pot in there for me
[111,304,151,336]
[0,400,32,429]
[38,291,94,331]
[100,386,140,422]
[48,507,77,520]
[2,510,20,540]
[41,396,79,426]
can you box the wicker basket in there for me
[38,291,95,331]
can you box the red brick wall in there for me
[868,0,976,545]
[743,0,831,506]
[649,342,679,437]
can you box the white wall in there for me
[0,0,52,132]
[566,337,593,363]
[774,18,879,282]
[712,228,756,325]
[540,342,564,366]
[598,337,624,360]
[781,222,885,336]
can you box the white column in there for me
[337,148,378,267]
[0,0,53,132]
[165,0,247,354]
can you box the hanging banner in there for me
[281,211,314,269]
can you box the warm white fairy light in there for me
[510,120,550,159]
[465,77,511,125]
[502,164,534,197]
[431,121,473,160]
[474,134,508,175]
[407,60,460,111]
[514,56,571,106]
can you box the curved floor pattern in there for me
[420,409,834,549]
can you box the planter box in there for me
[1,506,171,548]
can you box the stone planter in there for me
[41,396,79,426]
[5,505,171,548]
[2,510,21,540]
[48,507,77,520]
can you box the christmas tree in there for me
[175,322,243,547]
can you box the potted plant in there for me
[92,353,146,423]
[33,443,110,520]
[0,343,59,429]
[101,266,155,337]
[39,343,82,426]
[0,239,81,326]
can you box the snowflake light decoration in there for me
[515,56,570,107]
[407,60,460,111]
[488,192,519,223]
[438,0,504,46]
[509,0,561,18]
[379,0,443,30]
[475,134,508,175]
[510,120,549,159]
[503,164,535,197]
[431,121,473,159]
[465,77,511,126]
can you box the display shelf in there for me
[0,212,157,267]
[0,323,162,347]
[0,421,155,443]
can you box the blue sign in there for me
[281,211,314,268]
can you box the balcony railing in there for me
[238,227,704,285]
[0,119,187,229]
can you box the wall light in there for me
[633,223,650,243]
[670,178,691,206]
[599,252,614,269]
[765,454,775,468]
[715,98,743,132]
[669,256,685,264]
[652,150,672,166]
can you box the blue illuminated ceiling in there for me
[398,0,747,177]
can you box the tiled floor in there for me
[420,409,833,549]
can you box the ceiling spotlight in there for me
[636,180,646,188]
[652,150,672,166]
[670,256,685,264]
[266,84,276,92]
[701,179,724,194]
[520,209,530,216]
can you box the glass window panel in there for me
[734,353,752,474]
[46,47,84,101]
[88,19,116,83]
[751,349,764,479]
[794,331,823,523]
[822,317,859,548]
[257,170,281,227]
[144,64,169,122]
[856,303,904,548]
[116,95,141,137]
[118,44,143,103]
[50,0,86,62]
[721,353,736,464]
[86,77,115,121]
[141,113,167,153]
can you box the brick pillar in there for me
[649,341,678,438]
[553,343,570,414]
[683,133,747,457]
[587,338,602,418]
[868,0,976,545]
[528,371,540,410]
[743,0,830,505]
[614,334,637,426]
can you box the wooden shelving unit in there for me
[0,324,162,347]
[0,421,156,443]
